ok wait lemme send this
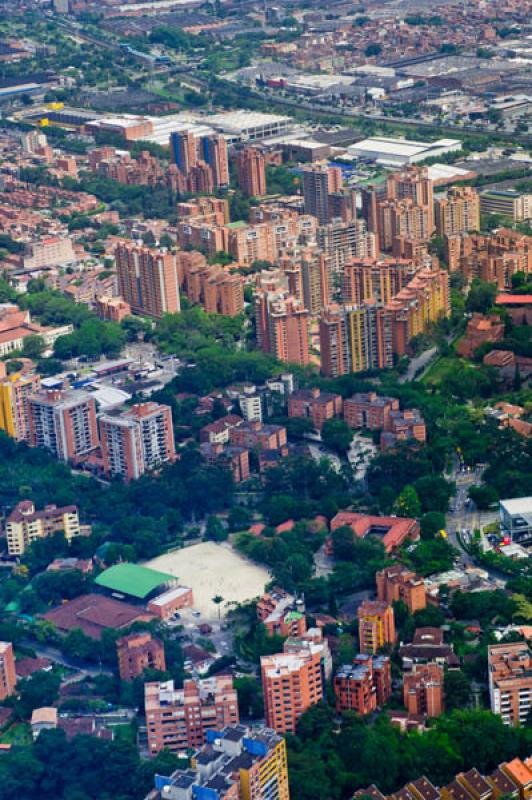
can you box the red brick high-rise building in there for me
[387,166,434,229]
[99,402,176,481]
[203,271,245,317]
[288,387,343,430]
[203,134,230,189]
[367,166,435,253]
[117,632,166,681]
[261,647,323,733]
[115,241,180,318]
[377,199,434,252]
[376,565,426,614]
[489,641,532,727]
[0,642,16,701]
[145,677,239,755]
[255,276,310,366]
[334,654,391,715]
[319,305,350,378]
[170,130,197,175]
[303,162,343,224]
[403,662,444,718]
[170,130,229,191]
[343,392,399,430]
[435,186,480,237]
[236,147,267,197]
[27,389,99,462]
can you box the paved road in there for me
[399,346,438,383]
[23,641,113,677]
[314,543,334,578]
[444,468,500,574]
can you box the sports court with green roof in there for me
[94,563,175,601]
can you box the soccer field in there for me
[144,541,270,621]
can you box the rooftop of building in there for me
[412,628,444,646]
[261,649,318,676]
[94,563,174,600]
[462,768,492,796]
[500,497,532,516]
[290,387,341,403]
[207,110,291,133]
[15,656,52,679]
[409,776,440,800]
[148,585,191,606]
[331,511,418,551]
[146,676,235,710]
[7,500,78,525]
[346,392,397,407]
[496,294,532,305]
[348,136,461,158]
[31,707,58,725]
[42,593,153,639]
[504,759,532,788]
[157,725,282,797]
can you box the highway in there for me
[238,87,532,148]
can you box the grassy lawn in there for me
[421,355,458,385]
[0,723,32,746]
[111,722,137,745]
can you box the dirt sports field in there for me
[144,541,270,620]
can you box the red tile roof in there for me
[331,512,419,552]
[42,594,154,639]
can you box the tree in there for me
[227,505,252,532]
[121,315,151,343]
[321,418,353,453]
[234,676,263,718]
[15,671,61,719]
[394,485,421,518]
[32,569,89,605]
[205,515,227,542]
[0,278,18,302]
[466,279,497,313]
[414,475,454,514]
[142,230,156,246]
[295,702,336,741]
[468,484,498,510]
[212,594,224,620]
[409,539,457,576]
[444,670,471,711]
[450,590,516,624]
[420,511,446,540]
[413,605,445,627]
[365,43,382,56]
[160,233,174,249]
[62,627,99,662]
[22,334,45,359]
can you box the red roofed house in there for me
[457,313,504,358]
[15,657,52,680]
[42,594,155,640]
[331,512,420,553]
[483,349,515,368]
[199,414,243,445]
[496,294,532,325]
